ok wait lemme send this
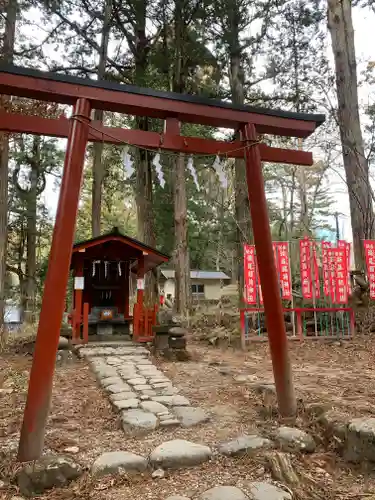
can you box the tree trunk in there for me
[24,137,40,323]
[91,0,112,237]
[229,41,252,302]
[173,153,191,316]
[0,0,17,328]
[132,0,157,305]
[328,0,374,271]
[171,0,191,317]
[297,139,309,235]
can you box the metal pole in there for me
[242,123,297,418]
[18,98,91,462]
[335,212,340,242]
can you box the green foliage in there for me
[4,0,347,310]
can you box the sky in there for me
[30,4,375,245]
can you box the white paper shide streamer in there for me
[122,146,135,178]
[152,152,166,188]
[213,155,228,189]
[187,156,200,191]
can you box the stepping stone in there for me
[110,391,136,402]
[91,451,148,477]
[161,387,180,396]
[165,496,191,500]
[138,367,163,375]
[122,409,158,435]
[134,385,152,391]
[113,399,139,410]
[152,468,165,479]
[172,407,210,427]
[318,410,349,440]
[247,482,292,500]
[165,495,190,500]
[17,455,82,497]
[249,382,276,395]
[159,413,173,420]
[234,374,258,384]
[199,486,248,500]
[119,373,138,380]
[106,383,132,394]
[139,372,161,378]
[149,440,211,469]
[140,401,169,414]
[345,417,375,462]
[128,378,147,386]
[135,359,152,365]
[142,389,158,397]
[106,357,124,366]
[95,367,118,378]
[275,427,316,453]
[152,395,190,406]
[160,419,180,427]
[152,382,172,389]
[100,377,127,388]
[218,435,274,457]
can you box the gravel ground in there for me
[1,338,375,499]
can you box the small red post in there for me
[242,123,296,418]
[82,302,89,343]
[18,98,91,462]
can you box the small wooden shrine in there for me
[68,227,169,342]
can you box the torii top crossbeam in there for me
[0,65,324,165]
[0,64,324,134]
[0,63,325,463]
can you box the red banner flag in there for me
[322,241,332,296]
[327,248,337,302]
[300,238,313,299]
[364,240,375,299]
[244,244,257,304]
[338,240,351,294]
[331,247,348,303]
[274,242,292,300]
[312,241,321,299]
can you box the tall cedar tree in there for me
[328,0,374,270]
[0,0,17,326]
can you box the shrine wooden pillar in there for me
[72,258,84,343]
[18,98,91,462]
[137,255,145,309]
[124,261,130,319]
[134,255,145,339]
[242,122,297,418]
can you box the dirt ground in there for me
[2,338,375,500]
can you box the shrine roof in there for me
[0,64,325,136]
[72,228,169,273]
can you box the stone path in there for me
[76,342,209,434]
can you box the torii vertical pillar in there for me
[18,98,91,462]
[242,123,297,418]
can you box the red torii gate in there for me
[0,64,325,462]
